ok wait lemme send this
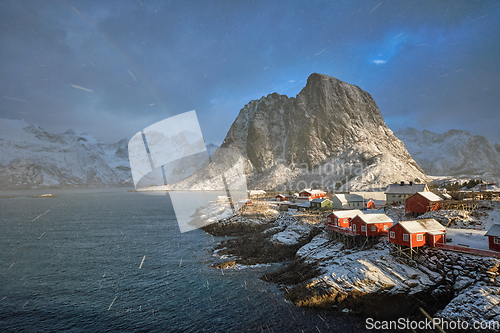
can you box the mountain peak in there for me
[170,73,427,191]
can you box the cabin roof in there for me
[357,213,393,224]
[331,209,363,219]
[311,198,331,203]
[300,189,326,195]
[486,224,500,237]
[415,191,443,202]
[332,193,364,202]
[394,219,446,233]
[385,183,427,194]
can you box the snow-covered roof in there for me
[248,190,266,195]
[415,192,443,202]
[332,193,364,203]
[395,219,446,233]
[427,230,445,235]
[331,210,364,219]
[385,183,427,194]
[297,202,311,207]
[300,189,326,195]
[311,198,331,203]
[486,224,500,237]
[357,213,393,224]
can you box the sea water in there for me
[0,188,368,332]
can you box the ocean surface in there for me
[0,188,368,332]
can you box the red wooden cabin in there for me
[350,213,393,236]
[298,189,326,201]
[326,210,363,229]
[275,194,286,201]
[485,224,500,251]
[405,192,443,215]
[388,219,446,248]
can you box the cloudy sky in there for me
[1,0,499,145]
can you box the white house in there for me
[384,181,429,205]
[330,193,365,209]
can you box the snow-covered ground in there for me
[446,229,489,250]
[442,201,500,250]
[296,232,439,296]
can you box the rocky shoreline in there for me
[197,204,500,328]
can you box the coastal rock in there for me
[28,193,57,198]
[213,261,237,269]
[437,283,500,324]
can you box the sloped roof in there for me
[299,188,326,194]
[395,219,446,233]
[297,202,311,207]
[357,213,393,224]
[331,210,364,219]
[415,192,443,202]
[300,189,326,195]
[385,183,427,194]
[486,224,500,237]
[311,198,331,203]
[333,193,364,203]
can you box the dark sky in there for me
[1,0,499,145]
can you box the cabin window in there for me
[403,234,409,242]
[417,234,423,241]
[390,231,395,238]
[352,224,356,231]
[383,225,388,231]
[495,237,500,245]
[361,225,366,232]
[371,225,376,231]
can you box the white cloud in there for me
[372,60,387,65]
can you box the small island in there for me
[28,194,58,198]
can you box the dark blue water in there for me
[0,188,368,332]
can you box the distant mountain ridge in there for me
[395,127,500,177]
[0,118,131,189]
[169,73,428,191]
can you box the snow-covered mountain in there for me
[0,118,131,189]
[169,73,428,191]
[396,127,500,177]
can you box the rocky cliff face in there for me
[172,73,428,191]
[0,119,131,189]
[396,127,500,177]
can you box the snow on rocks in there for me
[293,236,437,298]
[436,283,500,324]
[190,200,236,227]
[270,214,316,246]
